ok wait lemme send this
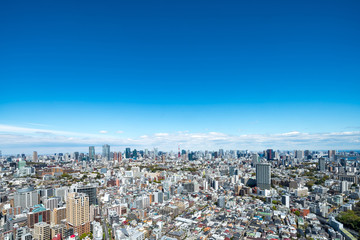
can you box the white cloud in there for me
[0,123,359,154]
[99,130,108,134]
[116,130,124,134]
[154,133,169,137]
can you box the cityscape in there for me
[1,1,360,240]
[1,148,360,240]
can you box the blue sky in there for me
[1,0,360,153]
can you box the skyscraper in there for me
[295,150,304,160]
[266,149,274,160]
[328,150,336,160]
[89,146,95,161]
[14,187,39,209]
[66,192,90,236]
[256,163,271,190]
[72,185,97,206]
[132,149,138,159]
[125,148,131,159]
[51,207,66,225]
[282,195,290,208]
[319,158,326,172]
[252,153,259,165]
[102,144,110,161]
[33,151,38,162]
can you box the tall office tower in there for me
[89,146,95,161]
[14,187,39,209]
[74,152,79,161]
[295,150,304,160]
[132,149,138,159]
[318,158,326,172]
[340,158,347,168]
[256,163,271,190]
[113,152,118,161]
[125,148,131,159]
[72,185,97,205]
[340,181,349,193]
[33,151,38,162]
[0,150,2,157]
[282,195,290,208]
[219,149,224,158]
[66,192,90,236]
[51,207,66,225]
[252,154,259,165]
[266,149,274,160]
[118,152,122,162]
[34,222,50,240]
[102,144,110,161]
[55,186,69,202]
[328,150,336,160]
[18,159,27,170]
[154,148,158,159]
[44,197,59,211]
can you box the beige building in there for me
[34,222,50,240]
[66,192,90,236]
[51,224,66,239]
[51,206,66,225]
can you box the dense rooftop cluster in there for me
[0,148,359,240]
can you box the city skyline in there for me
[1,1,360,153]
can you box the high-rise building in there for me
[252,154,259,165]
[33,151,38,162]
[256,163,271,190]
[340,158,347,168]
[340,181,349,193]
[89,146,95,161]
[295,150,304,160]
[125,148,131,159]
[218,196,225,208]
[266,149,274,160]
[219,149,224,158]
[319,158,326,172]
[18,160,27,170]
[27,205,51,228]
[44,197,59,211]
[66,192,90,236]
[154,192,163,203]
[74,152,79,161]
[102,144,110,161]
[51,207,66,225]
[328,150,336,160]
[72,185,97,206]
[34,222,50,240]
[50,224,67,239]
[132,149,138,159]
[14,187,39,209]
[281,195,290,208]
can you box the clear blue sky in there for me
[0,0,360,153]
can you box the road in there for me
[101,207,110,240]
[316,214,359,238]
